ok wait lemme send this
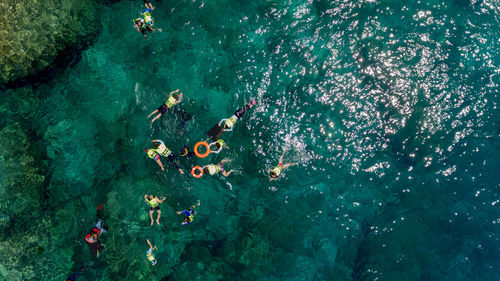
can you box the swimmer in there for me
[144,139,184,174]
[85,204,108,257]
[144,194,166,225]
[207,99,256,141]
[180,145,195,158]
[146,239,158,265]
[221,99,257,130]
[208,139,228,154]
[85,228,105,257]
[269,150,298,181]
[176,200,200,225]
[133,18,153,39]
[148,90,183,123]
[202,158,232,177]
[143,0,154,10]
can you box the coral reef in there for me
[0,0,99,84]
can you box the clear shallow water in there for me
[0,0,499,280]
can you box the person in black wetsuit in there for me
[207,99,257,141]
[85,205,108,257]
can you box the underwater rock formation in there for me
[0,0,99,84]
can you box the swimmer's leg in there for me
[233,99,256,119]
[168,154,184,174]
[149,209,154,226]
[156,210,161,225]
[151,113,162,123]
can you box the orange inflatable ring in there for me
[191,166,203,178]
[194,141,210,158]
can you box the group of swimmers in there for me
[133,0,162,39]
[67,1,298,278]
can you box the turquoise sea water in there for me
[1,0,499,280]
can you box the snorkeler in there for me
[207,99,256,141]
[66,262,93,281]
[202,158,232,177]
[133,18,152,38]
[148,89,183,123]
[144,194,166,225]
[85,228,102,255]
[133,8,162,39]
[180,145,195,158]
[176,200,200,225]
[269,150,298,181]
[85,205,108,257]
[143,0,154,10]
[146,239,158,265]
[208,139,228,154]
[144,139,184,174]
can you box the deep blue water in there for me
[0,0,499,280]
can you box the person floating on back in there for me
[143,0,154,10]
[146,239,158,265]
[269,149,298,181]
[144,194,166,225]
[144,139,184,174]
[148,89,183,123]
[207,99,257,141]
[202,158,232,177]
[177,200,200,225]
[208,139,228,154]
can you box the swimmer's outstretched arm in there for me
[157,197,166,203]
[283,162,298,169]
[191,200,201,209]
[152,139,165,146]
[169,89,180,97]
[175,93,183,104]
[147,239,156,249]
